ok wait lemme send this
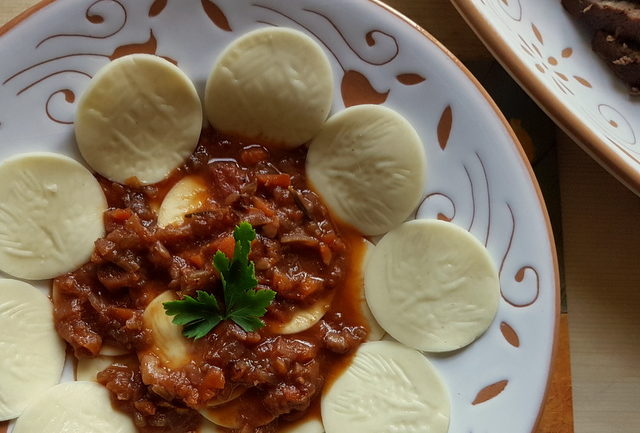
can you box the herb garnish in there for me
[163,222,276,339]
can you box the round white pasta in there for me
[205,27,333,149]
[12,381,137,433]
[306,105,426,236]
[157,175,209,228]
[365,219,500,352]
[0,152,106,280]
[322,341,449,433]
[0,279,66,421]
[76,54,202,184]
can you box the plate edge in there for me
[0,0,57,37]
[0,2,563,432]
[362,2,561,432]
[449,0,640,197]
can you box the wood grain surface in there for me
[558,131,640,433]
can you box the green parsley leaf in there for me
[219,222,258,310]
[163,222,276,339]
[217,222,274,332]
[163,291,223,339]
[227,286,276,331]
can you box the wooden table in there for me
[2,1,640,432]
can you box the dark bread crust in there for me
[562,0,640,91]
[562,0,640,42]
[592,30,640,90]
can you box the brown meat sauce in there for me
[52,129,368,433]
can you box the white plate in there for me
[451,0,640,195]
[0,1,559,433]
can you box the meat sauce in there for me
[52,129,368,433]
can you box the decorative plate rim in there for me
[450,0,640,196]
[0,1,561,433]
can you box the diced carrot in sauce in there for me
[272,269,293,294]
[299,276,323,297]
[271,269,323,300]
[252,196,275,217]
[111,208,133,222]
[110,307,135,322]
[245,207,260,215]
[240,146,269,166]
[319,243,332,265]
[289,209,304,223]
[320,233,337,245]
[212,235,236,259]
[257,174,291,188]
[134,401,157,416]
[184,251,205,268]
[201,369,225,390]
[280,233,319,248]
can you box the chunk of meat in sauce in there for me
[52,130,367,433]
[98,360,202,432]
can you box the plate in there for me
[0,1,559,432]
[451,0,640,195]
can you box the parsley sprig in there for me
[163,222,276,339]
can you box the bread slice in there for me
[562,0,640,43]
[592,30,640,92]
